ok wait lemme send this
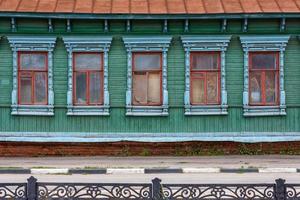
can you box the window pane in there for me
[133,72,147,105]
[89,72,102,104]
[148,73,161,104]
[252,53,277,69]
[134,54,161,71]
[265,72,277,104]
[75,54,102,70]
[250,72,262,104]
[20,74,32,104]
[34,72,47,104]
[192,53,218,70]
[75,72,87,104]
[20,53,46,69]
[191,74,205,104]
[207,72,219,104]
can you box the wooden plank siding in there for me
[0,18,300,136]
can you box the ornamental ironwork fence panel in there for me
[37,183,152,200]
[0,177,297,200]
[0,182,27,200]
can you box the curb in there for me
[31,168,69,175]
[0,169,31,174]
[107,168,145,174]
[0,167,298,175]
[69,169,107,174]
[145,168,183,174]
[220,168,259,173]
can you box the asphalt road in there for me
[1,173,300,184]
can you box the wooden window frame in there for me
[249,52,280,106]
[190,52,221,105]
[132,52,163,106]
[73,52,104,106]
[17,51,48,105]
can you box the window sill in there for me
[126,106,168,116]
[243,106,286,117]
[185,105,228,116]
[67,106,110,116]
[11,105,54,116]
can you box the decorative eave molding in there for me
[7,35,56,116]
[240,35,290,117]
[181,35,231,116]
[123,36,172,116]
[62,36,113,116]
[240,36,290,51]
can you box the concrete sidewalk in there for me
[1,155,300,168]
[0,155,299,175]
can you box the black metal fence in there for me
[0,177,300,200]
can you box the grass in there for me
[0,167,24,170]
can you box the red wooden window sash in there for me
[18,52,48,105]
[249,52,279,106]
[190,52,221,105]
[132,52,163,106]
[73,52,104,106]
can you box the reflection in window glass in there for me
[34,73,47,103]
[207,72,218,103]
[20,53,46,69]
[250,72,262,104]
[20,74,32,104]
[75,54,102,70]
[265,72,277,104]
[134,54,161,71]
[75,72,87,104]
[252,53,276,69]
[191,53,218,70]
[89,72,102,104]
[249,52,278,105]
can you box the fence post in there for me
[27,176,37,200]
[275,178,286,200]
[152,178,163,200]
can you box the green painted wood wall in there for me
[0,18,300,133]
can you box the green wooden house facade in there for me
[1,0,300,143]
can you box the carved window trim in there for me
[181,35,231,115]
[63,36,112,116]
[240,35,290,117]
[123,36,172,116]
[7,36,56,116]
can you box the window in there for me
[240,35,290,116]
[181,36,231,115]
[190,52,220,105]
[18,52,48,105]
[63,36,112,116]
[132,53,162,106]
[73,53,103,106]
[249,52,279,106]
[7,36,56,116]
[123,36,172,116]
